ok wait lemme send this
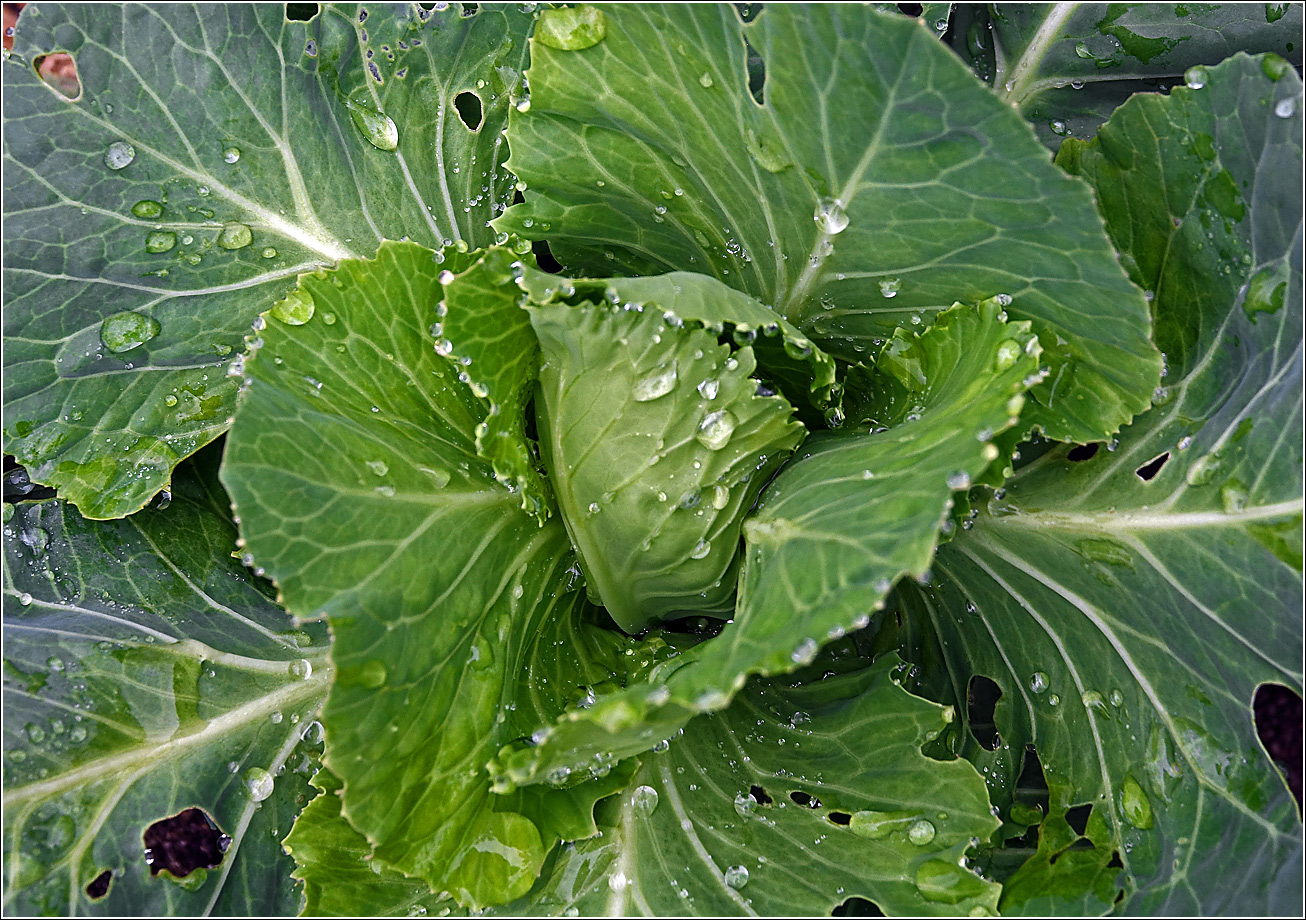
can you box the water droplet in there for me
[633,362,678,401]
[915,859,987,904]
[218,222,253,250]
[608,870,628,892]
[145,230,177,253]
[1185,65,1207,89]
[1108,688,1124,707]
[365,459,390,478]
[711,484,729,510]
[1274,97,1296,118]
[131,199,163,219]
[1047,693,1061,706]
[244,767,275,802]
[262,247,278,259]
[104,141,135,169]
[1185,452,1221,486]
[346,96,400,150]
[946,471,971,490]
[878,278,901,298]
[1121,774,1153,829]
[696,410,736,449]
[223,146,241,164]
[908,819,937,845]
[25,722,45,743]
[790,637,818,665]
[100,311,160,353]
[630,784,660,814]
[270,289,315,325]
[994,339,1022,372]
[289,659,313,680]
[1029,671,1049,694]
[690,539,711,559]
[724,865,749,889]
[697,378,719,400]
[699,71,714,88]
[270,710,284,724]
[813,197,849,234]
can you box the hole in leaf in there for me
[1254,682,1303,807]
[789,790,821,808]
[1115,889,1126,904]
[736,4,763,23]
[745,42,765,105]
[897,3,924,15]
[833,897,886,917]
[967,675,1002,751]
[454,90,483,131]
[85,870,112,900]
[1135,452,1169,481]
[828,811,852,826]
[1065,804,1092,837]
[531,239,563,274]
[284,3,319,20]
[142,808,229,878]
[1107,850,1124,868]
[4,457,58,503]
[33,52,81,101]
[749,784,772,805]
[1066,443,1099,462]
[461,2,479,16]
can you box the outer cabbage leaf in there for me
[498,3,1159,443]
[531,297,804,633]
[494,655,1001,917]
[491,296,1045,789]
[898,53,1304,914]
[219,241,658,909]
[2,2,529,518]
[974,3,1304,149]
[2,448,330,916]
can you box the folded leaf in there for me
[493,656,1001,917]
[220,241,658,909]
[900,53,1304,914]
[498,3,1159,443]
[493,295,1046,788]
[2,448,330,916]
[2,2,530,518]
[531,297,804,632]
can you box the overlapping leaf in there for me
[492,296,1046,790]
[494,656,1001,917]
[498,2,1159,443]
[896,53,1304,914]
[2,2,529,518]
[970,3,1304,149]
[219,241,659,908]
[2,448,330,916]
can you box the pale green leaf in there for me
[2,448,330,916]
[2,2,529,518]
[498,3,1159,443]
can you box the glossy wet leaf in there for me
[220,241,652,908]
[2,2,530,518]
[1,448,331,916]
[898,53,1304,914]
[498,3,1160,443]
[493,656,1001,917]
[977,3,1304,149]
[492,296,1045,789]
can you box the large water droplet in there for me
[1121,774,1153,829]
[145,230,177,253]
[724,865,750,889]
[104,141,135,170]
[633,362,677,401]
[223,146,241,164]
[218,222,253,250]
[101,311,161,353]
[244,767,275,802]
[346,96,400,151]
[915,859,987,904]
[690,539,711,559]
[994,339,1022,372]
[608,870,629,893]
[908,819,937,845]
[630,784,660,814]
[270,289,315,325]
[367,459,389,477]
[1029,671,1049,694]
[131,199,163,219]
[878,278,901,298]
[1274,96,1296,118]
[813,197,849,234]
[790,637,818,665]
[696,410,736,449]
[534,5,608,51]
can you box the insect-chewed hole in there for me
[827,811,852,826]
[454,91,483,131]
[749,784,773,805]
[967,674,1002,751]
[532,239,564,274]
[284,3,319,20]
[833,896,886,916]
[897,3,924,15]
[142,807,230,878]
[33,52,81,101]
[789,790,821,808]
[1254,682,1303,807]
[1066,443,1099,462]
[1135,452,1169,481]
[745,41,765,105]
[1065,803,1092,836]
[461,3,479,16]
[85,870,112,900]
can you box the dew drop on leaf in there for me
[145,230,177,253]
[695,410,736,449]
[104,140,135,169]
[724,864,749,888]
[813,197,849,234]
[218,222,253,250]
[101,311,160,353]
[131,199,163,219]
[630,784,659,814]
[908,818,936,845]
[244,767,274,802]
[633,362,677,401]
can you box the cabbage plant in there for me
[2,3,1302,916]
